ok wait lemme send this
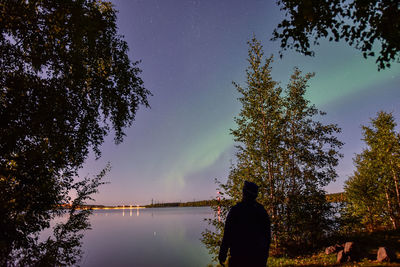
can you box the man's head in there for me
[243,181,258,201]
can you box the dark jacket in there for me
[219,200,271,267]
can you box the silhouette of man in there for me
[218,181,271,267]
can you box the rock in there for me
[343,241,360,261]
[377,247,396,262]
[337,250,347,263]
[336,242,360,263]
[344,242,354,254]
[325,244,343,255]
[325,246,336,255]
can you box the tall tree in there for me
[279,67,343,249]
[273,0,400,70]
[344,155,383,232]
[202,37,342,259]
[345,111,400,230]
[0,0,150,265]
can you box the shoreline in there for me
[90,206,146,210]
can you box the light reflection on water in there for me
[79,207,213,267]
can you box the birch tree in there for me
[202,37,342,257]
[345,111,400,230]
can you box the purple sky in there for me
[81,0,400,205]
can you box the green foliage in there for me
[325,192,345,203]
[345,111,400,231]
[202,37,343,260]
[201,180,233,262]
[17,165,109,266]
[0,0,150,265]
[273,0,400,70]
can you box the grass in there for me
[267,252,400,266]
[209,230,400,266]
[268,253,336,266]
[266,229,400,266]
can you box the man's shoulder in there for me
[228,202,246,214]
[254,201,266,210]
[229,202,241,212]
[231,201,265,211]
[230,201,267,212]
[253,201,269,216]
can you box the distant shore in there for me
[61,204,146,210]
[71,193,344,210]
[91,206,146,210]
[145,192,344,208]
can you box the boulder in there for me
[337,250,347,263]
[344,242,354,254]
[343,241,360,261]
[377,247,396,262]
[325,244,343,255]
[336,242,360,263]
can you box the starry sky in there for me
[81,0,400,206]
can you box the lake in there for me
[77,207,214,267]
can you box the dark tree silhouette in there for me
[0,0,150,265]
[273,0,400,70]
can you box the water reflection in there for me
[117,205,144,217]
[79,207,213,267]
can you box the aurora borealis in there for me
[81,0,400,205]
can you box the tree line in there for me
[146,200,220,208]
[145,193,346,208]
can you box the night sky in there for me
[81,0,400,206]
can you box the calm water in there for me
[78,207,214,267]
